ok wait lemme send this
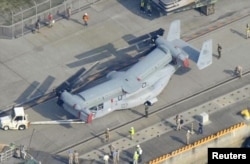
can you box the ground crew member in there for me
[234,65,243,78]
[67,7,72,19]
[105,128,110,142]
[246,23,250,39]
[83,13,89,26]
[48,13,53,28]
[73,150,79,164]
[109,144,115,158]
[68,149,73,164]
[116,149,120,162]
[136,145,143,162]
[133,151,139,164]
[112,150,118,164]
[175,114,181,131]
[217,44,222,59]
[186,130,190,145]
[198,122,203,134]
[146,1,152,16]
[35,17,41,33]
[130,127,135,140]
[140,0,145,13]
[103,154,109,164]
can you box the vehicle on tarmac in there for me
[0,107,29,131]
[0,106,86,131]
[56,19,213,123]
[151,0,217,16]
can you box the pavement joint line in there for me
[79,84,250,161]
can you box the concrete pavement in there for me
[1,0,250,163]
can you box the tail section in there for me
[197,39,213,70]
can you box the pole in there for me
[33,0,37,20]
[191,123,194,134]
[28,129,35,151]
[20,7,23,36]
[11,9,14,39]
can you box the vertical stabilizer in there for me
[167,20,180,41]
[197,39,213,70]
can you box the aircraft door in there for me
[12,116,23,129]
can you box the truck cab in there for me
[0,107,29,130]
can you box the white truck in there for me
[0,107,29,130]
[0,107,86,131]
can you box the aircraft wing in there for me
[166,20,180,41]
[171,39,213,70]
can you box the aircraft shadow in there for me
[174,67,191,75]
[66,29,163,92]
[15,75,55,105]
[13,75,75,128]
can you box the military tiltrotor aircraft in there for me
[56,20,213,123]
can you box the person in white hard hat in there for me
[83,13,89,26]
[136,145,143,162]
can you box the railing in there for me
[149,122,246,164]
[0,0,100,39]
[0,144,15,162]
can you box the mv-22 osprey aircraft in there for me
[56,20,213,123]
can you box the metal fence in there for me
[0,0,100,39]
[0,144,15,162]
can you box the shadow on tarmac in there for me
[15,75,55,105]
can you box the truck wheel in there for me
[18,125,26,130]
[3,126,9,130]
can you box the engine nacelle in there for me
[175,46,189,68]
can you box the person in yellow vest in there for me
[136,145,143,162]
[140,0,145,13]
[246,23,250,39]
[133,151,139,164]
[129,127,135,140]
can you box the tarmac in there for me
[1,0,250,163]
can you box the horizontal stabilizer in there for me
[197,39,212,70]
[171,39,213,69]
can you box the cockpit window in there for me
[98,104,104,110]
[89,106,97,111]
[14,116,23,121]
